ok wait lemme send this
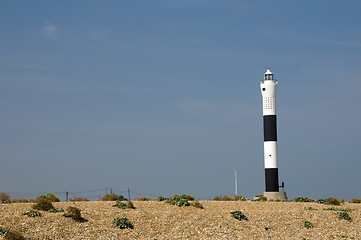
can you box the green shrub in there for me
[294,197,313,202]
[302,207,318,210]
[23,210,42,217]
[45,193,60,202]
[11,198,28,203]
[48,208,64,213]
[69,197,89,202]
[254,195,267,201]
[316,197,340,205]
[323,207,355,212]
[180,194,194,201]
[230,211,248,221]
[0,228,25,240]
[213,196,222,201]
[32,198,54,211]
[190,200,204,209]
[113,202,128,209]
[0,227,9,235]
[166,195,190,207]
[304,220,314,229]
[63,206,86,222]
[0,193,10,203]
[113,217,134,229]
[154,196,168,201]
[135,197,151,201]
[349,198,361,203]
[234,195,247,201]
[336,211,352,221]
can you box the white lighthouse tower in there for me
[260,68,287,200]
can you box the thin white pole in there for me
[235,170,238,196]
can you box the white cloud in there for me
[43,25,57,37]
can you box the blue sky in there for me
[1,0,360,201]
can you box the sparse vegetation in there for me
[190,200,204,209]
[0,192,10,203]
[302,207,318,210]
[48,208,64,213]
[254,195,267,201]
[166,194,190,207]
[63,206,87,222]
[11,198,28,203]
[32,198,54,211]
[102,193,127,201]
[23,210,42,217]
[304,220,314,229]
[336,212,352,221]
[112,201,135,209]
[349,198,361,203]
[45,193,60,202]
[293,196,314,202]
[233,195,247,201]
[135,197,151,201]
[316,197,340,205]
[113,217,134,229]
[69,197,89,202]
[154,196,168,201]
[323,207,356,212]
[0,227,9,235]
[0,228,25,240]
[180,194,194,201]
[231,211,248,221]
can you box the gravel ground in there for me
[0,201,360,239]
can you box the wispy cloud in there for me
[43,25,57,37]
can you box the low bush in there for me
[32,198,54,211]
[0,193,10,203]
[316,197,340,205]
[113,217,134,229]
[154,196,168,201]
[230,211,248,221]
[23,210,42,217]
[302,207,318,210]
[293,197,314,202]
[134,197,151,201]
[304,220,314,229]
[213,195,236,201]
[349,198,361,203]
[180,194,194,201]
[336,211,352,221]
[0,227,9,235]
[11,198,28,203]
[102,193,127,201]
[63,206,86,222]
[190,200,204,209]
[127,201,135,209]
[48,208,64,213]
[166,195,190,207]
[234,195,247,201]
[323,207,356,212]
[254,195,267,201]
[45,193,60,202]
[113,202,128,209]
[0,227,25,240]
[69,197,89,202]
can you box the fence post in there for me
[128,188,130,201]
[66,192,68,202]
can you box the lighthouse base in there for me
[263,191,288,201]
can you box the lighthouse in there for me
[260,68,287,200]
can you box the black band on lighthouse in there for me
[263,115,277,141]
[265,168,279,192]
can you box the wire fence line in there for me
[3,187,157,202]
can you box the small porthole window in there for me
[262,88,266,91]
[269,155,271,157]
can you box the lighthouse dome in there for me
[264,68,274,80]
